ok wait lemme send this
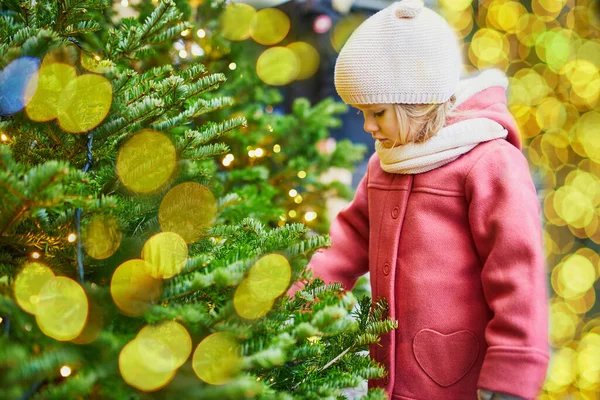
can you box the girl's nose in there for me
[363,116,378,133]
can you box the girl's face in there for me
[352,103,400,148]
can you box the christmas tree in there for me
[0,0,395,399]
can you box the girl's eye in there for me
[374,110,385,117]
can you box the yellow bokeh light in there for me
[141,232,188,279]
[219,2,256,41]
[304,211,317,222]
[298,170,307,179]
[289,189,297,197]
[535,29,575,72]
[82,214,122,260]
[60,365,72,377]
[288,210,297,218]
[35,277,88,341]
[116,129,176,194]
[246,253,291,302]
[119,340,176,391]
[331,14,367,53]
[562,59,600,106]
[469,28,510,69]
[250,8,290,46]
[256,47,300,86]
[136,320,192,373]
[532,0,567,22]
[193,332,242,385]
[571,111,600,163]
[57,74,112,133]
[25,63,77,122]
[158,182,217,244]
[544,347,577,391]
[110,259,162,317]
[287,42,320,81]
[515,13,547,47]
[31,251,41,259]
[273,144,281,153]
[80,52,112,74]
[558,254,596,295]
[438,0,472,11]
[294,195,303,204]
[496,1,527,33]
[536,97,567,130]
[71,300,103,345]
[67,233,77,243]
[14,262,55,314]
[549,302,577,345]
[577,332,600,389]
[234,278,274,320]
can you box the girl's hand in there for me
[477,389,527,400]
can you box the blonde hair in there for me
[390,95,474,146]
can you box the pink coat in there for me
[288,85,550,399]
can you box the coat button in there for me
[391,206,400,219]
[383,263,390,276]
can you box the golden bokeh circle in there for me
[14,262,55,315]
[82,214,122,260]
[116,129,177,194]
[119,339,176,392]
[141,232,188,279]
[57,73,112,133]
[515,13,547,47]
[110,259,163,317]
[25,63,77,122]
[35,277,88,341]
[249,8,290,46]
[158,182,217,244]
[219,2,256,41]
[331,14,367,53]
[71,300,103,345]
[233,278,274,320]
[193,332,242,385]
[246,253,291,301]
[136,320,192,373]
[287,42,321,81]
[256,47,300,86]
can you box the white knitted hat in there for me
[334,0,463,105]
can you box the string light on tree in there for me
[67,233,77,243]
[229,63,236,70]
[121,0,128,6]
[1,133,8,142]
[179,50,188,58]
[273,144,281,153]
[191,43,204,57]
[288,189,297,197]
[304,211,317,222]
[31,252,41,259]
[255,148,264,157]
[60,365,72,377]
[181,29,190,37]
[297,170,307,179]
[222,154,234,167]
[197,29,206,38]
[288,210,297,218]
[294,195,303,204]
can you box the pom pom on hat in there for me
[393,0,423,18]
[334,0,463,105]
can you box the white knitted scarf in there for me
[374,69,509,174]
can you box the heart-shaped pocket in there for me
[412,328,479,387]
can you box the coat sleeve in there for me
[286,168,370,298]
[465,142,550,400]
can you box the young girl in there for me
[287,1,550,399]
